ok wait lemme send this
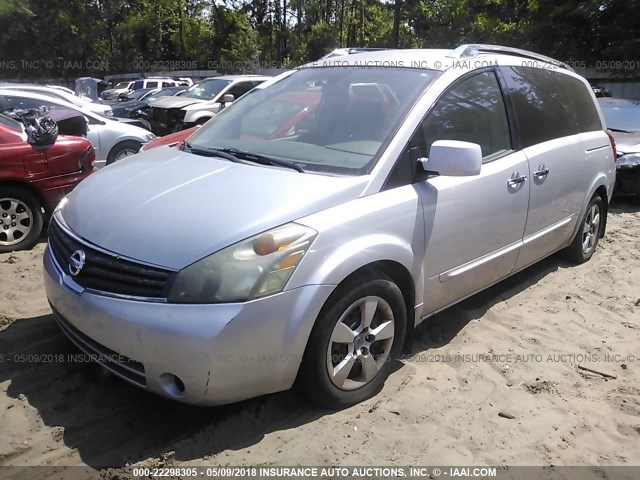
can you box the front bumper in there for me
[614,165,640,196]
[43,245,334,405]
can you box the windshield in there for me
[187,67,438,175]
[115,82,129,89]
[183,79,232,100]
[600,102,640,132]
[126,89,151,100]
[146,88,183,101]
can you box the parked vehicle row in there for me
[100,77,191,101]
[148,75,270,135]
[0,89,155,167]
[43,45,616,409]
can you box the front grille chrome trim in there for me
[48,216,175,301]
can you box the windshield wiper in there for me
[180,141,242,163]
[213,147,305,173]
[608,128,632,133]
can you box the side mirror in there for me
[222,94,235,104]
[418,140,482,177]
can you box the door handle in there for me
[534,165,550,178]
[507,174,527,187]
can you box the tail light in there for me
[605,129,617,158]
[78,145,95,171]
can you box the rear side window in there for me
[146,81,158,88]
[501,67,601,148]
[420,71,511,159]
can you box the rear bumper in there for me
[614,165,640,196]
[43,244,334,405]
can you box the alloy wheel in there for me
[0,198,33,246]
[326,295,395,391]
[581,203,600,254]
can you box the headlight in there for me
[616,153,640,168]
[104,110,113,117]
[145,133,156,142]
[168,223,317,303]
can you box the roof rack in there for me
[447,44,573,72]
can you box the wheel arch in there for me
[570,177,611,242]
[338,260,416,353]
[106,138,143,163]
[0,179,48,213]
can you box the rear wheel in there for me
[297,276,407,408]
[0,187,43,253]
[562,194,605,263]
[106,140,142,165]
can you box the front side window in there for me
[420,71,511,159]
[225,81,256,100]
[184,79,232,100]
[187,67,439,175]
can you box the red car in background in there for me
[0,114,94,252]
[140,91,322,151]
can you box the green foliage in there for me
[0,0,637,80]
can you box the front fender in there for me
[288,185,425,310]
[183,108,217,125]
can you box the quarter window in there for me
[420,71,511,159]
[501,66,601,148]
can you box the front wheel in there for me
[297,276,407,408]
[106,140,142,165]
[562,194,605,263]
[0,187,43,253]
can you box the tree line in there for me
[0,0,638,81]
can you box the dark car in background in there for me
[110,87,187,132]
[599,98,640,198]
[0,113,94,252]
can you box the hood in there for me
[610,131,640,154]
[111,100,146,115]
[150,96,205,109]
[60,147,367,269]
[182,100,219,112]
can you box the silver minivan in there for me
[43,45,616,408]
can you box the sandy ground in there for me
[0,199,639,477]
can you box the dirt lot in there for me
[1,200,639,477]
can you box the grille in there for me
[149,107,184,136]
[48,219,173,299]
[52,305,146,386]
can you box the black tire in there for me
[297,275,407,409]
[106,140,142,165]
[562,194,605,264]
[0,187,43,253]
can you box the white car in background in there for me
[100,81,135,101]
[0,89,155,167]
[0,84,113,118]
[148,75,271,135]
